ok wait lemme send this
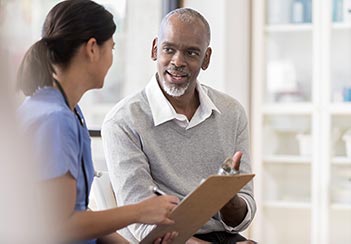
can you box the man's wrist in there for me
[220,194,248,227]
[228,194,246,210]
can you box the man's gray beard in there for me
[162,79,190,97]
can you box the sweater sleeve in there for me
[101,116,156,241]
[228,103,256,231]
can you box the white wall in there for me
[183,0,251,115]
[122,0,162,96]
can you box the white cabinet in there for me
[251,1,351,243]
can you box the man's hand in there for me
[232,151,243,171]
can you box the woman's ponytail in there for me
[17,39,54,96]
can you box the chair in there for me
[90,170,139,244]
[91,170,117,209]
[88,133,139,243]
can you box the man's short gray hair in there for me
[159,8,211,46]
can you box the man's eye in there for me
[188,51,199,56]
[164,48,174,53]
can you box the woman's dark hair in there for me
[17,0,116,95]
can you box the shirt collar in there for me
[145,74,221,127]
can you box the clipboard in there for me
[140,173,255,244]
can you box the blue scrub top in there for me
[18,87,96,244]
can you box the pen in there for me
[151,186,167,196]
[151,186,181,206]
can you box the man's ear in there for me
[85,38,99,61]
[151,38,158,61]
[201,47,212,70]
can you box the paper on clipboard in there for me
[140,173,255,244]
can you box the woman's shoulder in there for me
[19,87,75,124]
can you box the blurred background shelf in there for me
[251,0,351,243]
[331,156,351,165]
[329,103,351,114]
[262,103,313,114]
[330,203,351,210]
[265,24,314,33]
[263,201,311,209]
[263,155,311,164]
[332,22,351,29]
[265,23,313,32]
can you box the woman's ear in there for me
[201,47,212,70]
[85,38,99,61]
[151,38,158,61]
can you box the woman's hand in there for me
[136,195,179,225]
[153,231,179,244]
[97,232,129,244]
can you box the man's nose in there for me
[171,51,186,67]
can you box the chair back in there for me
[91,170,117,209]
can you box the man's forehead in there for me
[160,19,206,40]
[166,14,204,29]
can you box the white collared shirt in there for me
[145,75,221,129]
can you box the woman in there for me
[17,1,178,243]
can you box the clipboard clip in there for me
[217,157,239,175]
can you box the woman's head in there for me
[17,0,116,95]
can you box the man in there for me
[102,8,256,244]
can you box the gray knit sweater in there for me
[102,84,256,241]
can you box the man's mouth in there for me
[166,70,188,83]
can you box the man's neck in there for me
[165,88,200,121]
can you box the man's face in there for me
[151,16,211,98]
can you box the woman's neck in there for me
[53,68,86,111]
